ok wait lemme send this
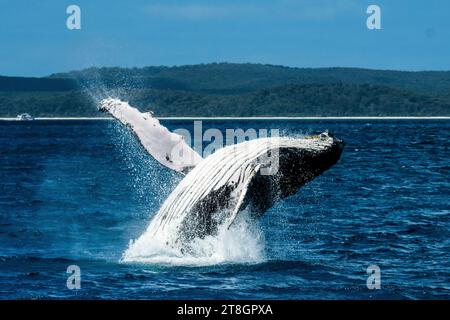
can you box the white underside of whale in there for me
[100,98,202,173]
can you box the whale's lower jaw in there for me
[148,136,344,249]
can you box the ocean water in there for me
[0,119,449,299]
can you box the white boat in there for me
[16,113,34,121]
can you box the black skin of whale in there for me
[177,136,344,245]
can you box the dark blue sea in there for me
[0,119,449,299]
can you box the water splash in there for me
[121,210,266,266]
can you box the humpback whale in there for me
[99,98,344,254]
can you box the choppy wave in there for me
[2,119,450,299]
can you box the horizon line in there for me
[2,62,450,79]
[1,116,450,121]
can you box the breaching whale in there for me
[99,98,344,253]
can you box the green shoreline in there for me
[2,64,450,118]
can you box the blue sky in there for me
[1,0,449,76]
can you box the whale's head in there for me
[294,131,344,173]
[247,132,344,214]
[276,131,343,190]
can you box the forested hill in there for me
[0,76,77,92]
[1,63,450,116]
[47,63,450,94]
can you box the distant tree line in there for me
[0,63,449,117]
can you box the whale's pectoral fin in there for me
[99,98,203,174]
[226,164,261,229]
